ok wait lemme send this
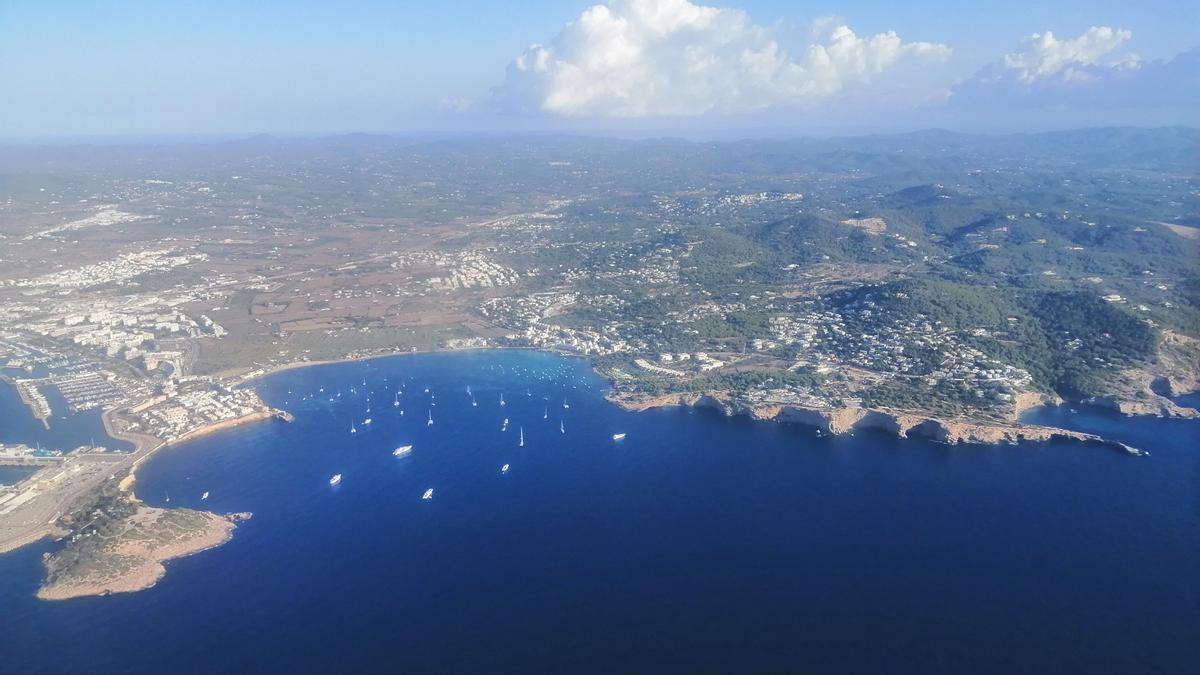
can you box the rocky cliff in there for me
[610,391,1142,453]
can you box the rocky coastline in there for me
[608,390,1144,454]
[36,508,251,601]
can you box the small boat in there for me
[562,399,570,409]
[393,393,400,407]
[519,427,525,447]
[350,422,357,434]
[501,464,510,474]
[560,420,565,434]
[329,474,342,486]
[201,491,210,500]
[362,417,372,426]
[500,393,506,407]
[422,488,434,500]
[502,418,509,431]
[543,407,548,419]
[393,445,413,456]
[471,393,477,407]
[427,410,434,427]
[612,433,626,441]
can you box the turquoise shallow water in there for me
[1,350,1198,674]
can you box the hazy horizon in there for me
[2,0,1197,140]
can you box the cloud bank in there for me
[1001,26,1135,82]
[952,26,1199,114]
[496,0,950,117]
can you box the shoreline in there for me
[235,345,1189,445]
[36,509,251,602]
[606,389,1145,454]
[14,346,1187,595]
[0,408,279,563]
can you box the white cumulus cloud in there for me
[948,27,1199,127]
[1001,26,1136,82]
[496,0,950,117]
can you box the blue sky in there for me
[1,0,1197,138]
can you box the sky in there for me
[1,0,1197,139]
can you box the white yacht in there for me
[612,433,626,441]
[501,464,510,474]
[560,420,565,434]
[201,491,210,500]
[519,427,524,447]
[329,474,342,486]
[427,410,434,426]
[422,488,434,500]
[362,417,372,426]
[350,422,357,434]
[393,445,413,456]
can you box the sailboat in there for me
[350,422,357,434]
[393,445,413,456]
[501,464,509,474]
[543,407,548,419]
[562,398,570,409]
[427,410,434,427]
[471,393,477,407]
[201,491,210,500]
[422,488,434,500]
[500,393,506,407]
[393,392,399,407]
[519,427,524,447]
[560,420,565,434]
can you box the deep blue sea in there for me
[1,351,1198,674]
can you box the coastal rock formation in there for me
[37,507,250,601]
[610,391,1138,451]
[1084,394,1199,419]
